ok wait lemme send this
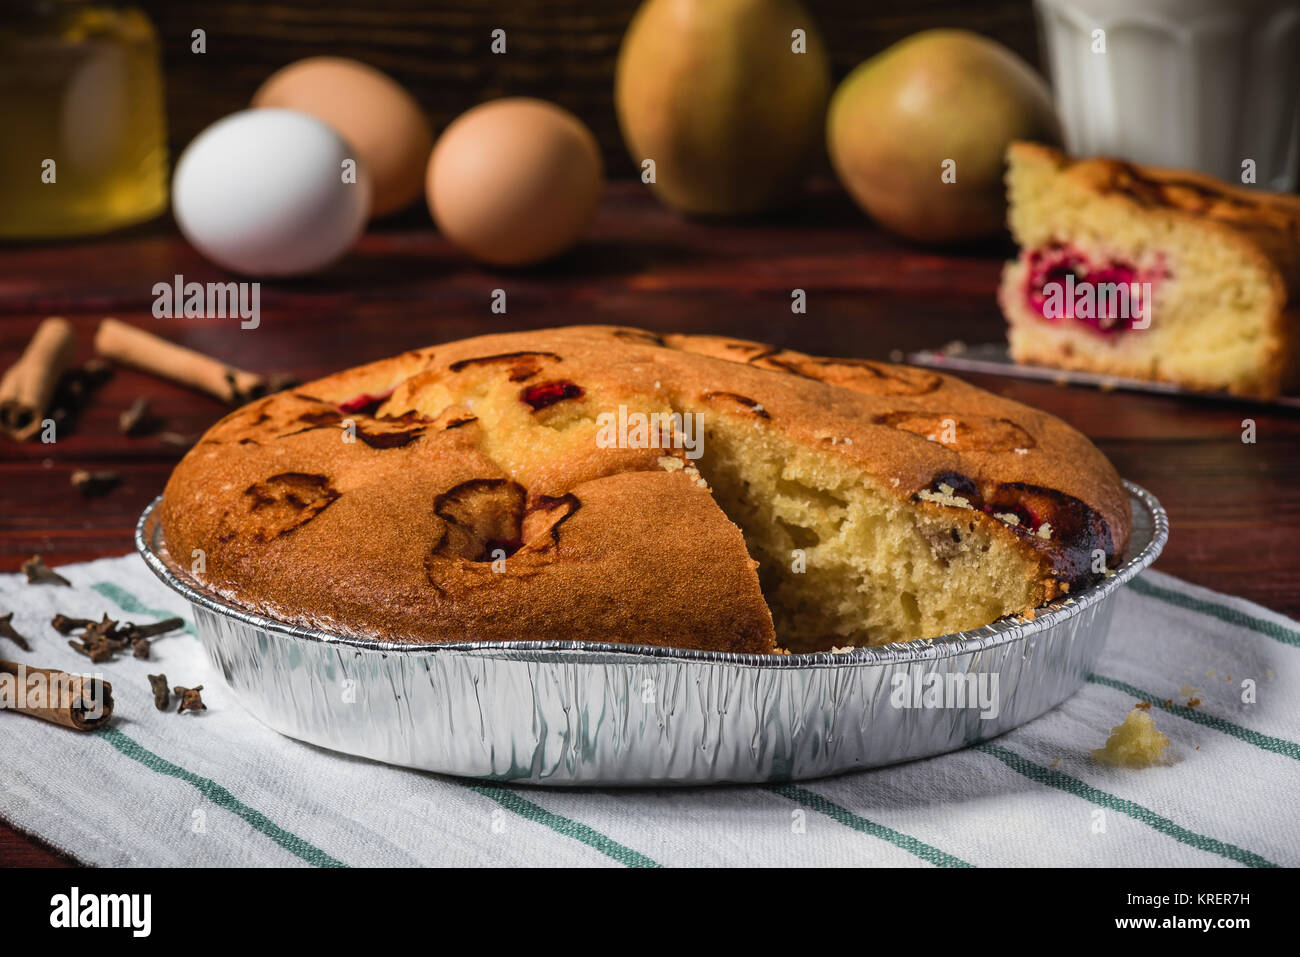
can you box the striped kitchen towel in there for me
[1,553,1297,867]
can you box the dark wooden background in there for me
[133,0,1041,176]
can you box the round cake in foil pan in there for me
[135,481,1166,785]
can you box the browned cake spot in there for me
[354,424,425,449]
[699,391,770,418]
[914,471,1114,587]
[1110,164,1261,216]
[432,478,526,561]
[874,411,1037,452]
[747,353,819,380]
[522,493,581,552]
[611,329,665,346]
[241,472,340,542]
[276,407,344,439]
[758,354,942,395]
[449,351,563,376]
[296,409,344,428]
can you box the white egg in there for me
[172,108,370,276]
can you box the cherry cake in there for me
[160,327,1132,654]
[1000,142,1300,399]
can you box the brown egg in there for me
[427,98,603,266]
[252,56,433,218]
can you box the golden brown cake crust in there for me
[159,326,1131,651]
[1008,142,1300,288]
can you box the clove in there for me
[158,431,198,451]
[50,613,94,635]
[59,612,182,663]
[148,673,170,711]
[22,555,70,587]
[71,469,121,497]
[174,684,206,714]
[119,396,161,436]
[0,613,32,652]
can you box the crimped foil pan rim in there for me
[134,480,1166,669]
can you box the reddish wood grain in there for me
[2,179,1297,866]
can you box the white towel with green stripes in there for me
[1,554,1297,868]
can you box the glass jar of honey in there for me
[0,0,168,238]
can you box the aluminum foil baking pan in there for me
[135,482,1167,785]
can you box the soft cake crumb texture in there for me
[1092,707,1171,768]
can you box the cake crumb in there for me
[1050,758,1061,767]
[1207,668,1215,678]
[1187,697,1201,708]
[1091,708,1170,768]
[829,645,856,654]
[680,462,709,488]
[1134,700,1151,710]
[917,483,972,509]
[1036,522,1053,540]
[1013,447,1029,455]
[656,456,684,472]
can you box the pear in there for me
[615,0,830,215]
[828,29,1061,243]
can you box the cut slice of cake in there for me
[999,142,1300,399]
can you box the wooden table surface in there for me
[3,180,1297,866]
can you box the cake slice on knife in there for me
[998,142,1300,399]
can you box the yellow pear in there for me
[615,0,830,215]
[828,29,1061,243]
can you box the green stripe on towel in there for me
[98,727,346,868]
[975,743,1277,867]
[766,784,974,868]
[470,785,661,868]
[1128,578,1300,648]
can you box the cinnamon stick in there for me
[0,659,113,731]
[94,318,270,404]
[0,317,76,440]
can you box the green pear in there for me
[615,0,830,215]
[828,29,1061,243]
